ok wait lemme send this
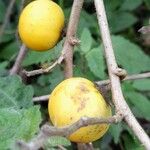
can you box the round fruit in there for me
[18,0,64,51]
[48,77,112,143]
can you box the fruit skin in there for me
[18,0,64,51]
[48,77,112,143]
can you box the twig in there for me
[138,26,150,34]
[77,143,94,150]
[16,115,120,150]
[58,145,68,150]
[33,95,50,102]
[96,72,150,86]
[9,0,28,76]
[63,0,83,78]
[10,44,28,75]
[125,72,150,80]
[94,0,150,149]
[32,72,150,102]
[0,0,16,42]
[23,53,64,76]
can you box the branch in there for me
[9,0,28,76]
[94,0,150,149]
[77,143,94,150]
[0,0,16,43]
[138,26,150,34]
[23,52,64,76]
[33,95,49,102]
[10,44,28,75]
[16,115,121,150]
[32,72,150,102]
[96,72,150,86]
[63,0,84,78]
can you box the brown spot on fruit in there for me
[79,83,89,93]
[77,97,89,112]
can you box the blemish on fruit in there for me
[70,117,73,120]
[77,97,89,112]
[79,82,89,93]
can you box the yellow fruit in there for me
[18,0,64,51]
[48,77,112,143]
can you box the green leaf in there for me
[123,133,144,150]
[125,90,150,120]
[0,61,9,76]
[0,75,41,149]
[109,12,137,33]
[110,36,150,74]
[22,40,63,66]
[104,0,122,11]
[77,10,99,36]
[37,66,64,87]
[0,106,41,149]
[93,133,112,150]
[85,47,106,79]
[0,75,33,109]
[45,136,71,148]
[73,52,96,80]
[33,66,64,96]
[109,123,122,143]
[120,0,142,11]
[80,28,92,54]
[0,41,18,60]
[133,79,150,91]
[0,61,8,69]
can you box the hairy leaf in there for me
[0,75,41,150]
[0,106,41,149]
[109,12,137,33]
[111,36,150,74]
[109,123,122,143]
[80,28,92,54]
[85,47,106,79]
[0,75,33,109]
[133,79,150,91]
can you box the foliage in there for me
[0,76,41,149]
[0,0,150,149]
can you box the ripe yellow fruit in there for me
[18,0,64,51]
[48,77,112,143]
